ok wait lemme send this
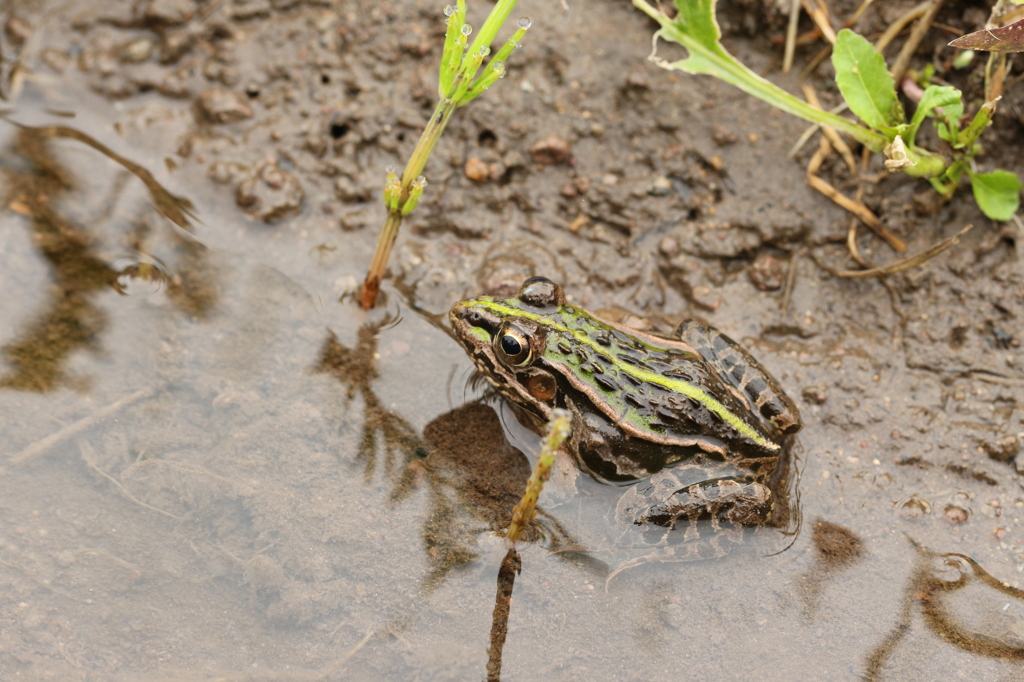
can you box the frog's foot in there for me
[604,521,747,586]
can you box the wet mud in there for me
[1,0,1023,679]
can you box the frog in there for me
[448,277,801,563]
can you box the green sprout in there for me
[359,1,530,309]
[633,0,1021,222]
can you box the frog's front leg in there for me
[615,469,773,530]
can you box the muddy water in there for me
[1,0,1023,679]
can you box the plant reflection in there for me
[864,541,1024,679]
[314,317,422,483]
[1,122,217,391]
[314,318,582,680]
[314,320,576,586]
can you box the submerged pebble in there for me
[196,87,253,123]
[236,161,304,222]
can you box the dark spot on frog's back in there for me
[745,376,768,398]
[595,375,621,392]
[624,392,645,409]
[712,332,732,354]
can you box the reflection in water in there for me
[863,542,1024,679]
[1,122,217,391]
[315,320,575,589]
[314,317,422,482]
[314,319,587,680]
[799,518,863,618]
[486,547,520,682]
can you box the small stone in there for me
[236,161,304,222]
[660,602,684,629]
[658,236,679,257]
[648,175,672,196]
[801,385,827,404]
[560,182,578,198]
[985,435,1021,463]
[243,555,285,592]
[144,0,195,26]
[159,29,193,64]
[573,176,590,194]
[334,176,371,202]
[4,16,32,46]
[712,124,737,146]
[624,69,649,90]
[119,38,154,63]
[944,504,969,524]
[912,189,943,216]
[1015,452,1024,476]
[196,88,253,123]
[748,253,785,291]
[487,162,505,182]
[207,161,246,184]
[530,134,571,165]
[464,157,490,182]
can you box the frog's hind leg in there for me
[617,474,774,529]
[674,318,800,436]
[605,518,747,585]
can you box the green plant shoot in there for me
[359,1,530,309]
[633,0,1021,222]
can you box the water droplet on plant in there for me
[493,61,505,74]
[443,5,456,16]
[385,164,397,174]
[517,17,532,30]
[478,45,490,57]
[415,176,427,186]
[461,24,472,36]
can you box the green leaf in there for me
[832,29,904,133]
[907,85,961,146]
[631,0,889,153]
[970,170,1022,221]
[936,98,964,145]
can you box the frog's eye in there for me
[495,325,532,366]
[519,277,565,308]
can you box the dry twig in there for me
[819,224,974,278]
[11,387,157,465]
[806,135,906,252]
[890,0,947,84]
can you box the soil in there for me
[1,0,1023,679]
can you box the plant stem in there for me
[358,98,458,309]
[358,211,402,309]
[633,0,947,176]
[505,410,571,543]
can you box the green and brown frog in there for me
[449,277,801,561]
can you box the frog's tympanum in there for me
[449,277,801,556]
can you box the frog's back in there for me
[533,306,787,461]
